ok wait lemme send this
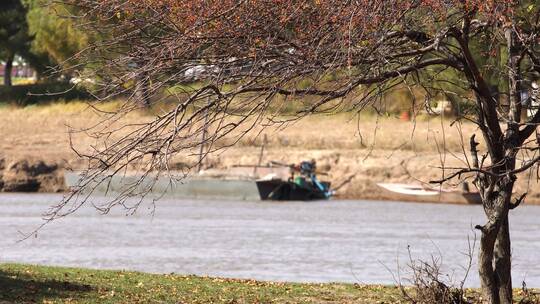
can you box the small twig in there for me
[470,134,479,169]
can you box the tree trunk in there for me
[478,184,513,304]
[479,221,500,304]
[135,72,151,107]
[3,53,14,87]
[494,216,512,304]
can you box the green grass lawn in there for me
[1,264,539,303]
[0,264,404,303]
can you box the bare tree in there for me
[56,1,540,303]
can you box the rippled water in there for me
[1,193,540,287]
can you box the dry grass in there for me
[2,101,106,163]
[1,100,481,161]
[1,100,141,162]
[234,112,480,153]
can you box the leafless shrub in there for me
[518,282,540,304]
[401,252,467,303]
[398,235,476,304]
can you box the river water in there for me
[1,193,540,287]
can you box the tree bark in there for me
[478,219,501,304]
[135,72,151,107]
[494,215,512,304]
[478,183,514,304]
[3,53,14,87]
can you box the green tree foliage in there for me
[0,0,89,85]
[0,0,32,86]
[25,0,88,73]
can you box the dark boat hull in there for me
[256,179,330,201]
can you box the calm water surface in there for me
[1,193,540,287]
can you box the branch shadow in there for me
[0,269,93,303]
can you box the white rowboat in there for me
[377,183,482,205]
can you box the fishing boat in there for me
[376,183,482,205]
[255,160,334,201]
[256,178,332,201]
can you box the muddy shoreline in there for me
[0,157,65,193]
[4,153,540,205]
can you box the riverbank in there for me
[2,101,540,204]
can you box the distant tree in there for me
[0,0,89,85]
[58,1,540,303]
[25,0,88,77]
[0,0,32,86]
